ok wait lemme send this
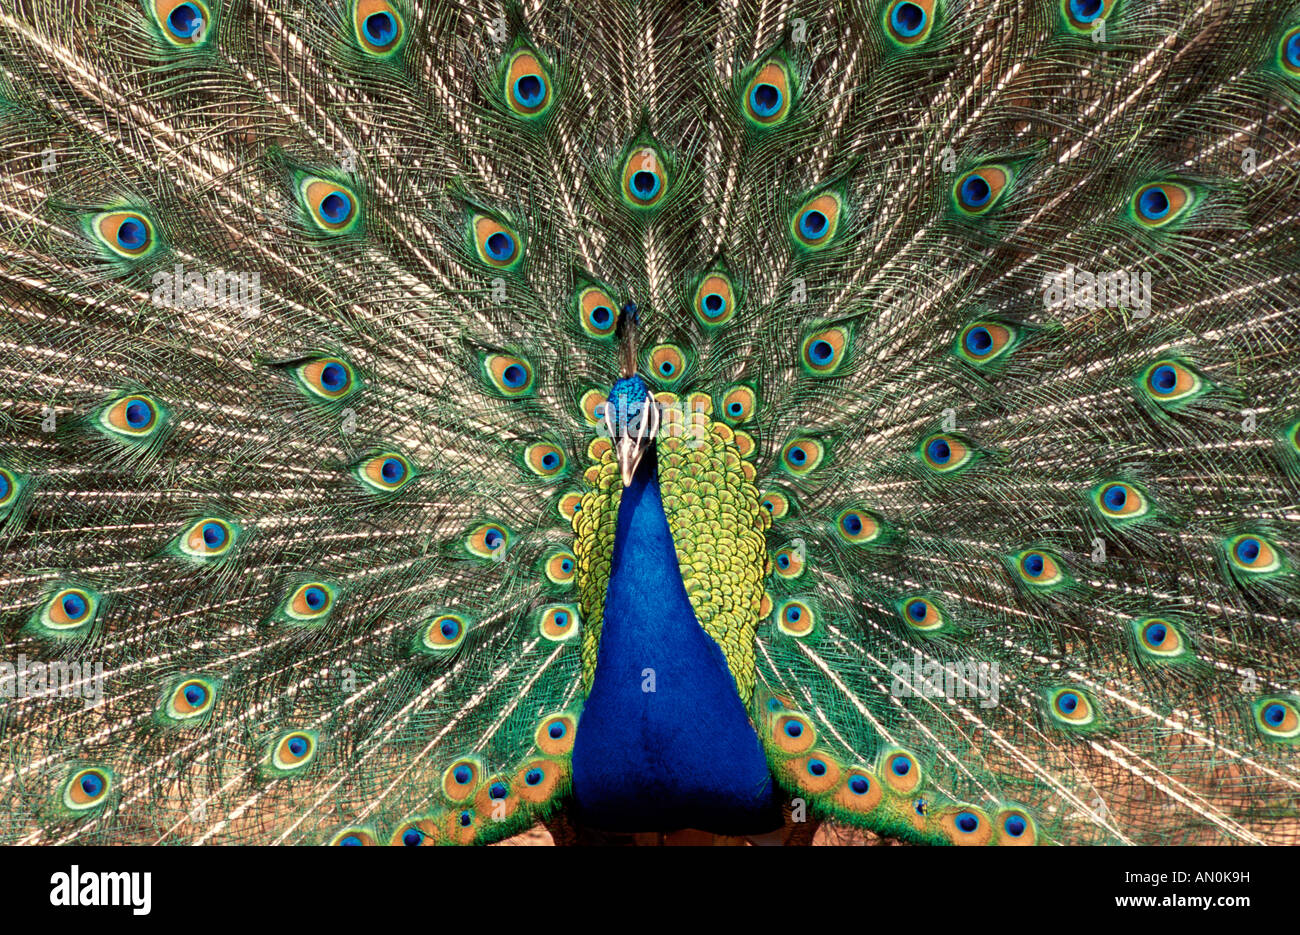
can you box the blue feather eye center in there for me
[965,326,993,355]
[891,755,910,776]
[784,605,802,623]
[956,812,979,833]
[1022,552,1045,577]
[513,74,545,108]
[799,209,828,239]
[62,593,88,620]
[1138,186,1170,220]
[549,721,566,739]
[703,292,725,315]
[486,232,514,265]
[658,360,675,376]
[80,773,104,797]
[1144,622,1167,645]
[590,305,613,328]
[891,2,926,36]
[483,528,504,550]
[168,3,204,38]
[1004,815,1027,836]
[560,558,573,572]
[500,364,526,388]
[116,217,147,250]
[1149,364,1177,394]
[807,758,827,777]
[453,765,472,785]
[201,521,226,548]
[727,401,743,416]
[380,457,405,484]
[1264,703,1287,726]
[776,553,790,569]
[849,776,870,795]
[926,438,951,463]
[960,174,992,208]
[439,619,459,640]
[541,452,559,470]
[1058,692,1079,713]
[749,82,783,117]
[125,399,152,428]
[1069,0,1103,21]
[525,768,544,785]
[459,811,472,827]
[364,12,397,45]
[1235,537,1261,563]
[287,736,308,757]
[788,447,806,465]
[808,340,835,365]
[1103,484,1127,510]
[553,611,569,628]
[906,599,927,622]
[632,171,660,199]
[784,720,803,738]
[303,586,326,610]
[320,192,352,224]
[841,512,863,535]
[184,684,206,706]
[402,829,423,846]
[320,362,347,391]
[0,473,9,500]
[1288,31,1300,68]
[340,835,361,846]
[489,782,507,799]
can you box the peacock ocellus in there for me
[1,0,1299,847]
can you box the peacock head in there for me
[604,302,660,487]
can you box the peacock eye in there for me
[35,586,101,639]
[1048,686,1098,728]
[295,357,358,401]
[100,394,165,440]
[742,59,793,127]
[299,177,360,233]
[918,433,972,473]
[1253,697,1300,741]
[482,354,535,397]
[1093,481,1151,522]
[576,286,618,338]
[800,327,850,376]
[953,166,1011,215]
[353,0,405,56]
[775,599,815,636]
[899,595,946,632]
[267,731,318,775]
[1061,0,1115,32]
[63,767,113,811]
[282,582,335,622]
[622,146,669,208]
[781,438,825,475]
[539,604,580,641]
[469,214,523,270]
[1129,182,1193,228]
[884,0,936,46]
[1224,534,1282,576]
[505,49,554,117]
[1282,27,1300,76]
[693,271,736,326]
[178,517,238,560]
[90,210,158,259]
[790,193,842,249]
[151,0,212,46]
[955,320,1018,366]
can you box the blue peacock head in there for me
[603,303,661,486]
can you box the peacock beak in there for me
[616,435,650,487]
[607,395,661,487]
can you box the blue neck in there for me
[571,446,779,834]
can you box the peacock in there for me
[0,0,1298,848]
